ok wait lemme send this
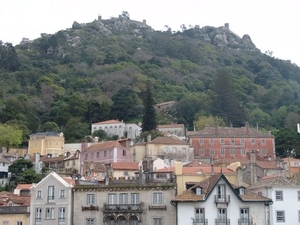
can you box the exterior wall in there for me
[130,144,146,162]
[112,169,137,178]
[177,179,268,225]
[30,174,72,225]
[73,185,176,225]
[92,121,125,137]
[0,213,29,225]
[125,123,141,139]
[0,161,9,172]
[28,134,64,156]
[251,186,300,225]
[191,136,275,160]
[157,125,186,138]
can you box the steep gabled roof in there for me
[31,171,73,189]
[248,175,299,189]
[173,173,271,203]
[150,136,187,145]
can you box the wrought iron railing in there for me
[214,195,230,203]
[215,219,230,225]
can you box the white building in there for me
[29,172,74,225]
[91,119,141,140]
[248,175,300,225]
[172,173,272,225]
[0,156,10,187]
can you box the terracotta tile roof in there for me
[0,192,30,206]
[15,184,33,190]
[188,125,273,138]
[290,166,300,173]
[248,175,299,189]
[86,140,127,152]
[173,174,271,202]
[112,162,139,170]
[30,132,62,137]
[83,162,106,172]
[150,136,188,145]
[0,157,10,163]
[157,124,185,129]
[92,119,123,125]
[156,166,235,175]
[184,160,212,167]
[41,155,66,163]
[62,177,76,186]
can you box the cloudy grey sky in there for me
[1,0,299,66]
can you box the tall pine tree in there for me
[141,80,157,132]
[211,69,245,127]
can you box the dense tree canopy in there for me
[0,124,23,152]
[273,128,300,158]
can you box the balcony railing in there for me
[238,218,253,225]
[215,219,230,225]
[214,195,230,204]
[193,218,208,225]
[35,218,42,225]
[0,206,29,214]
[82,205,99,211]
[103,204,143,213]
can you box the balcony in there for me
[103,204,143,213]
[215,219,230,225]
[0,206,29,214]
[238,218,253,225]
[193,218,208,225]
[82,205,99,211]
[214,195,230,204]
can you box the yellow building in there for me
[28,132,64,156]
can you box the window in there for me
[123,150,126,156]
[230,139,235,144]
[195,208,205,223]
[34,142,36,147]
[3,222,9,225]
[86,218,95,225]
[60,190,66,198]
[109,150,113,156]
[172,147,177,153]
[196,187,202,195]
[131,193,139,204]
[220,139,224,144]
[199,139,204,144]
[153,192,162,205]
[164,147,169,153]
[47,186,55,203]
[298,211,300,222]
[104,151,107,157]
[210,149,215,155]
[124,171,128,176]
[210,139,214,144]
[97,152,99,158]
[91,153,94,159]
[240,208,249,222]
[200,149,204,155]
[85,154,88,160]
[182,148,186,154]
[239,188,245,195]
[45,207,55,219]
[119,193,128,204]
[108,194,117,204]
[261,138,266,144]
[36,190,42,199]
[230,149,235,155]
[87,194,95,205]
[16,223,22,225]
[153,218,162,225]
[295,162,299,167]
[58,208,65,222]
[35,208,42,222]
[221,149,225,155]
[251,138,255,144]
[262,149,266,155]
[48,142,52,146]
[276,211,285,222]
[240,139,245,144]
[275,191,283,200]
[241,149,245,155]
[56,142,58,146]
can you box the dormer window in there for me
[196,187,202,195]
[239,187,245,195]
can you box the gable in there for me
[32,172,72,190]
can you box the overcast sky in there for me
[1,0,299,66]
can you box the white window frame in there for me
[172,147,177,153]
[45,207,55,219]
[220,139,224,144]
[86,218,95,225]
[47,186,55,203]
[195,208,205,223]
[119,193,128,204]
[36,190,42,199]
[108,194,117,204]
[182,147,186,154]
[153,218,162,225]
[131,193,139,204]
[240,138,245,144]
[153,192,162,205]
[87,194,95,205]
[35,208,42,222]
[261,138,266,144]
[16,222,23,225]
[210,139,214,144]
[230,149,235,155]
[221,149,225,155]
[200,149,204,155]
[210,149,215,155]
[275,191,283,201]
[298,191,300,201]
[196,187,202,195]
[60,190,66,198]
[3,222,9,225]
[58,207,65,222]
[276,211,285,222]
[199,139,204,144]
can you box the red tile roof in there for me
[156,166,235,175]
[157,124,185,129]
[86,140,128,151]
[112,162,139,170]
[248,175,298,189]
[150,136,188,145]
[15,184,33,190]
[92,120,123,125]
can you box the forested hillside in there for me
[1,14,300,144]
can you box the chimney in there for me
[104,163,110,185]
[215,122,218,135]
[210,158,214,175]
[236,166,243,186]
[245,122,249,135]
[147,134,151,142]
[250,149,257,185]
